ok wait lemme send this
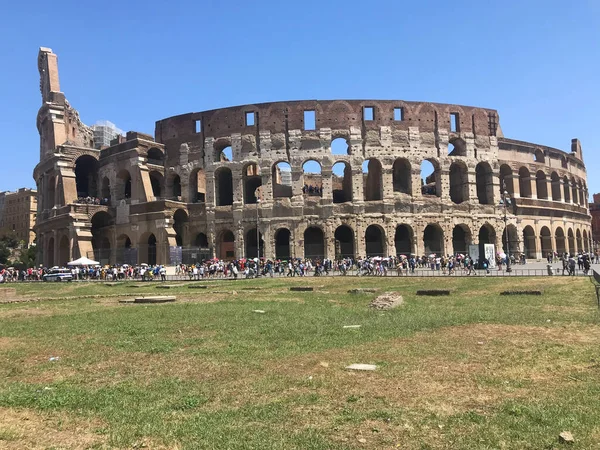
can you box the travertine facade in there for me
[33,48,592,267]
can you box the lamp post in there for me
[256,197,260,261]
[500,183,512,272]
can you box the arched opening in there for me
[576,229,583,253]
[216,145,233,162]
[449,162,468,204]
[168,174,182,200]
[47,237,55,267]
[499,164,514,196]
[74,155,98,198]
[583,230,590,252]
[332,162,352,203]
[272,162,292,198]
[519,167,532,198]
[243,163,262,204]
[363,159,382,201]
[523,226,536,259]
[478,224,496,261]
[536,171,548,199]
[334,225,354,258]
[302,160,322,198]
[331,137,350,155]
[534,149,545,163]
[476,162,493,205]
[392,158,411,194]
[550,172,561,201]
[215,168,233,206]
[101,177,110,204]
[189,169,206,203]
[116,234,135,265]
[578,182,584,206]
[452,224,471,254]
[421,159,440,197]
[218,230,235,260]
[448,137,467,156]
[91,211,113,264]
[147,148,164,165]
[275,228,291,260]
[149,171,163,199]
[555,227,566,255]
[423,224,444,255]
[563,176,571,203]
[394,224,413,255]
[58,235,70,267]
[365,225,386,257]
[173,209,188,247]
[304,227,325,260]
[245,228,264,258]
[567,228,575,255]
[195,233,208,248]
[571,178,578,205]
[47,176,56,208]
[540,226,552,256]
[502,225,519,255]
[116,170,132,200]
[147,234,157,266]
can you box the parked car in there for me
[43,268,73,282]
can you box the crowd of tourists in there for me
[302,184,323,196]
[74,196,110,206]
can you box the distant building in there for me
[0,188,37,245]
[92,120,123,149]
[590,193,600,248]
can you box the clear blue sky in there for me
[1,0,598,197]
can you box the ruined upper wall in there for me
[155,100,500,153]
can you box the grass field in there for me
[0,276,599,449]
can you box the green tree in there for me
[0,243,10,265]
[18,244,37,268]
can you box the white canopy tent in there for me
[67,257,100,266]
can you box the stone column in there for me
[510,174,521,198]
[529,176,538,199]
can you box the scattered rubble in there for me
[369,292,404,310]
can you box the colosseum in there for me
[33,47,592,267]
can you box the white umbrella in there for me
[67,257,100,266]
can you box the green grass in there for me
[0,276,599,449]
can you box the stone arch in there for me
[452,224,472,254]
[243,162,262,204]
[563,176,571,203]
[550,172,561,201]
[147,147,164,164]
[395,224,414,255]
[245,228,264,258]
[74,155,99,198]
[173,209,188,247]
[540,226,552,256]
[362,159,382,201]
[215,167,233,206]
[116,233,135,265]
[478,223,496,261]
[576,229,583,253]
[534,148,545,163]
[523,226,536,259]
[189,168,206,203]
[555,227,566,255]
[217,229,235,260]
[567,228,575,255]
[116,169,132,200]
[304,226,325,260]
[149,171,164,198]
[302,160,322,198]
[275,228,291,260]
[421,158,440,197]
[499,164,514,195]
[449,161,468,204]
[332,162,352,203]
[423,224,444,255]
[392,158,411,194]
[502,224,519,255]
[58,235,70,267]
[519,167,532,198]
[578,181,584,206]
[214,140,233,162]
[365,224,386,257]
[448,137,467,156]
[194,232,208,248]
[536,171,548,199]
[571,177,578,205]
[101,176,110,203]
[475,162,493,205]
[334,225,354,258]
[272,161,292,198]
[91,211,113,264]
[167,173,182,199]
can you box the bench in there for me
[592,270,600,308]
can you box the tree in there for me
[18,244,37,268]
[0,243,10,265]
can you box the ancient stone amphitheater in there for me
[34,48,592,267]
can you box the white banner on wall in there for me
[484,244,496,268]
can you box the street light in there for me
[500,183,512,272]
